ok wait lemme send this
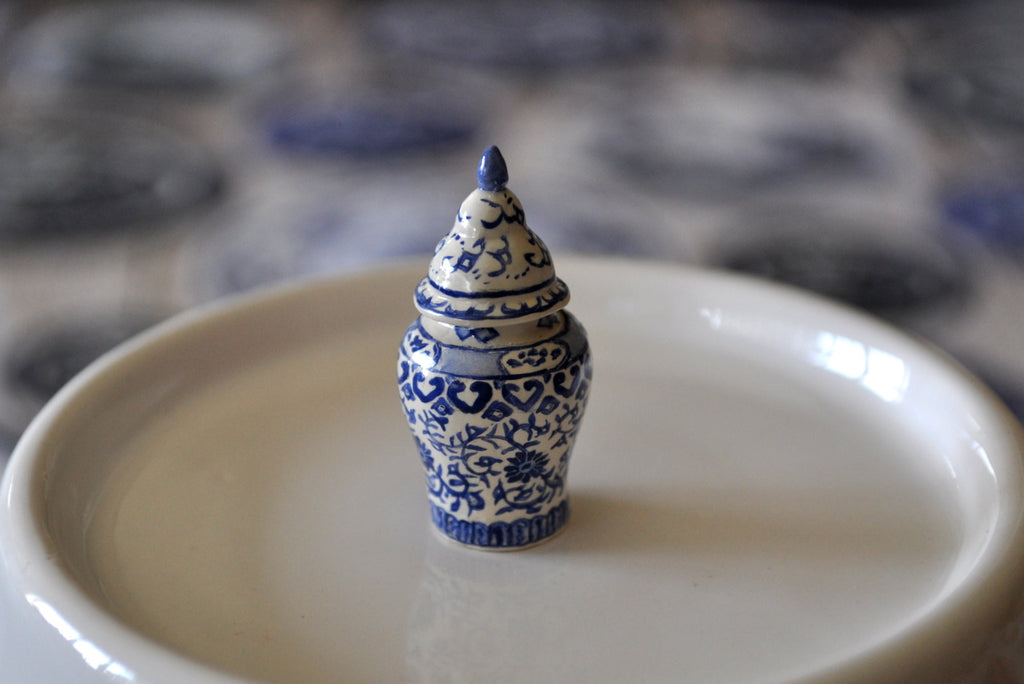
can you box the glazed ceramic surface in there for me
[399,311,591,548]
[2,259,1024,683]
[399,147,591,549]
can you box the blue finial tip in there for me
[477,145,509,191]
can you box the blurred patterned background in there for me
[0,0,1022,463]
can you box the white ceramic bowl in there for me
[2,258,1024,683]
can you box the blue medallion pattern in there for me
[398,313,591,548]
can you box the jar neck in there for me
[419,312,566,349]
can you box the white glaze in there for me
[1,259,1024,682]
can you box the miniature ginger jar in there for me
[397,146,592,550]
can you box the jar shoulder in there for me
[399,311,589,378]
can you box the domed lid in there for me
[414,146,569,325]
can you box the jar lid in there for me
[415,146,569,325]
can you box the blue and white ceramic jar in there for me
[398,146,592,550]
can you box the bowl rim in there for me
[3,257,1024,683]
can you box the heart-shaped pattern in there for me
[446,379,493,414]
[501,379,544,411]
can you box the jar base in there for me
[428,500,569,551]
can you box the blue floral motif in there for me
[503,450,549,484]
[398,313,592,547]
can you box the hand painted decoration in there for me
[398,146,592,549]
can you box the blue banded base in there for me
[430,500,569,549]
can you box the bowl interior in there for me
[6,259,1024,683]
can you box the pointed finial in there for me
[477,145,509,191]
